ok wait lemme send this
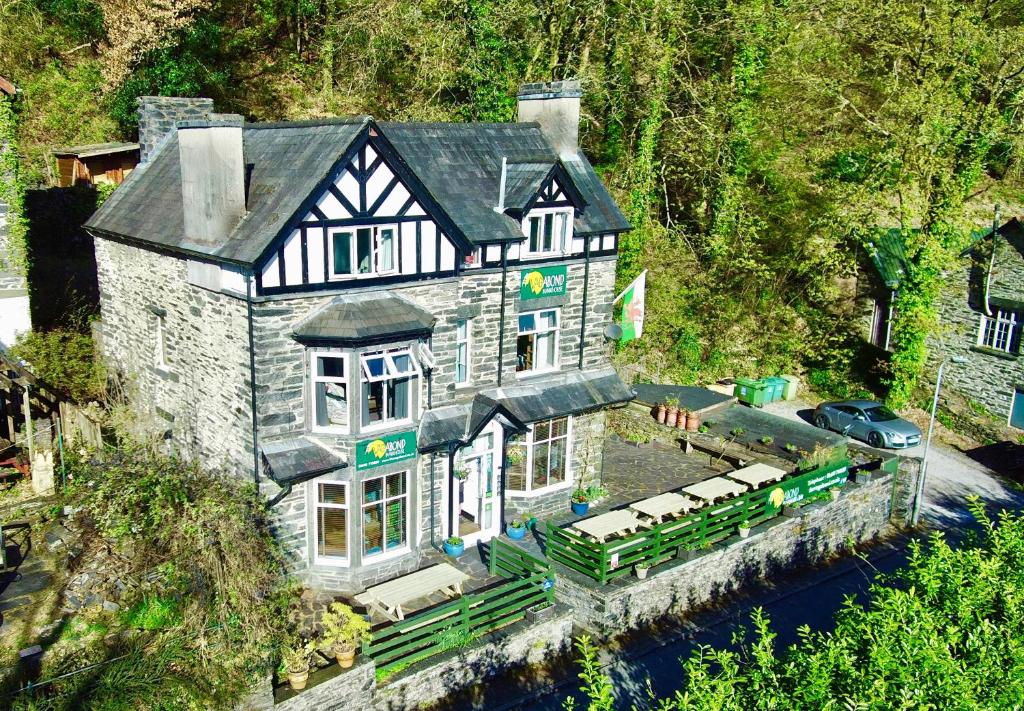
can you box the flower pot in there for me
[443,540,465,557]
[665,407,679,426]
[287,667,310,690]
[526,603,556,624]
[685,411,701,432]
[655,405,667,424]
[507,524,527,540]
[335,646,356,669]
[830,488,841,502]
[738,526,751,539]
[571,500,589,516]
[675,411,687,429]
[635,566,649,579]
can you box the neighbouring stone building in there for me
[85,83,634,591]
[930,217,1024,429]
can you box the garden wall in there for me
[554,468,914,636]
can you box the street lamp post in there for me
[911,355,967,526]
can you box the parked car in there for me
[812,400,922,449]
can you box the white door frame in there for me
[443,421,502,546]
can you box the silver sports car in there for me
[812,400,922,449]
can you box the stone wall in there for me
[137,96,214,163]
[554,470,909,636]
[94,237,253,475]
[930,260,1024,423]
[266,606,573,711]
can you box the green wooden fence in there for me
[546,460,851,584]
[364,539,555,674]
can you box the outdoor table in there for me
[629,492,700,524]
[354,562,469,621]
[725,463,787,490]
[571,509,642,543]
[682,476,749,502]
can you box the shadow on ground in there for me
[965,441,1024,482]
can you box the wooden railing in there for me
[364,539,555,675]
[546,460,852,585]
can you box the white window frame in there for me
[977,309,1018,353]
[505,416,573,496]
[517,308,560,374]
[360,348,421,431]
[310,351,350,434]
[313,480,350,566]
[328,224,398,280]
[521,208,572,258]
[454,318,471,386]
[361,470,410,561]
[154,313,168,370]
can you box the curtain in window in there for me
[333,233,352,274]
[393,378,409,419]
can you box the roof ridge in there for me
[246,116,371,130]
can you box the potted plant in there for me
[571,489,589,516]
[738,523,751,538]
[664,397,680,427]
[506,516,527,540]
[635,564,650,579]
[674,407,688,429]
[443,535,464,557]
[282,640,315,691]
[320,602,372,669]
[759,435,774,446]
[506,445,526,466]
[685,409,701,432]
[453,467,469,481]
[655,402,668,424]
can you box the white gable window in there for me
[454,319,471,386]
[506,416,572,494]
[329,225,397,279]
[311,352,349,433]
[523,209,572,258]
[517,309,559,373]
[361,348,421,427]
[978,309,1019,353]
[154,313,168,370]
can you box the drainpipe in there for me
[497,243,509,387]
[983,204,1001,317]
[578,236,591,370]
[245,270,260,485]
[429,452,438,549]
[884,289,895,352]
[447,444,458,539]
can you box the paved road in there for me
[446,399,1023,711]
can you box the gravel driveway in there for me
[762,399,1024,527]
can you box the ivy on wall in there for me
[0,95,28,277]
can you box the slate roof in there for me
[291,291,436,346]
[86,116,629,265]
[86,119,370,264]
[632,384,733,412]
[865,229,911,289]
[419,367,635,452]
[261,436,347,485]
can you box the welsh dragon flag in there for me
[617,270,647,342]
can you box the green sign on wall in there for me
[520,265,568,300]
[356,430,417,471]
[765,460,850,512]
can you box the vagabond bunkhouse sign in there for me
[356,430,417,471]
[520,265,568,300]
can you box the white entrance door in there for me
[450,422,501,546]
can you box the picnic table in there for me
[354,562,469,621]
[629,492,700,524]
[682,476,749,503]
[726,463,787,489]
[572,509,642,543]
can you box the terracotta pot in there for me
[655,404,667,424]
[665,407,679,426]
[685,411,701,432]
[675,410,687,429]
[287,667,310,691]
[336,646,356,669]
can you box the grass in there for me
[120,596,182,630]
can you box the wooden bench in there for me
[355,562,469,621]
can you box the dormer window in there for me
[523,209,572,258]
[330,226,397,279]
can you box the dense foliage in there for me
[9,327,106,402]
[567,499,1024,710]
[2,0,1023,395]
[11,444,290,710]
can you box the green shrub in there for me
[9,328,105,402]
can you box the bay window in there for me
[978,309,1019,354]
[524,210,571,257]
[517,309,559,373]
[311,352,349,432]
[315,481,349,564]
[361,348,420,427]
[362,471,408,557]
[330,225,397,279]
[505,416,571,493]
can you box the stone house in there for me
[84,84,634,591]
[930,217,1024,429]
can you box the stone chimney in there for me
[137,96,214,163]
[516,80,582,158]
[178,115,246,248]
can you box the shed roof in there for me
[865,229,911,289]
[261,436,347,485]
[291,291,435,346]
[53,142,140,159]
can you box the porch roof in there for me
[291,291,436,346]
[261,436,347,485]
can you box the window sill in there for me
[312,426,351,436]
[515,367,560,381]
[360,545,411,565]
[505,481,573,498]
[970,346,1018,361]
[312,556,351,568]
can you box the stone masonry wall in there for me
[94,237,253,475]
[930,261,1024,423]
[137,96,214,163]
[555,470,907,636]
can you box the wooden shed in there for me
[53,142,140,188]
